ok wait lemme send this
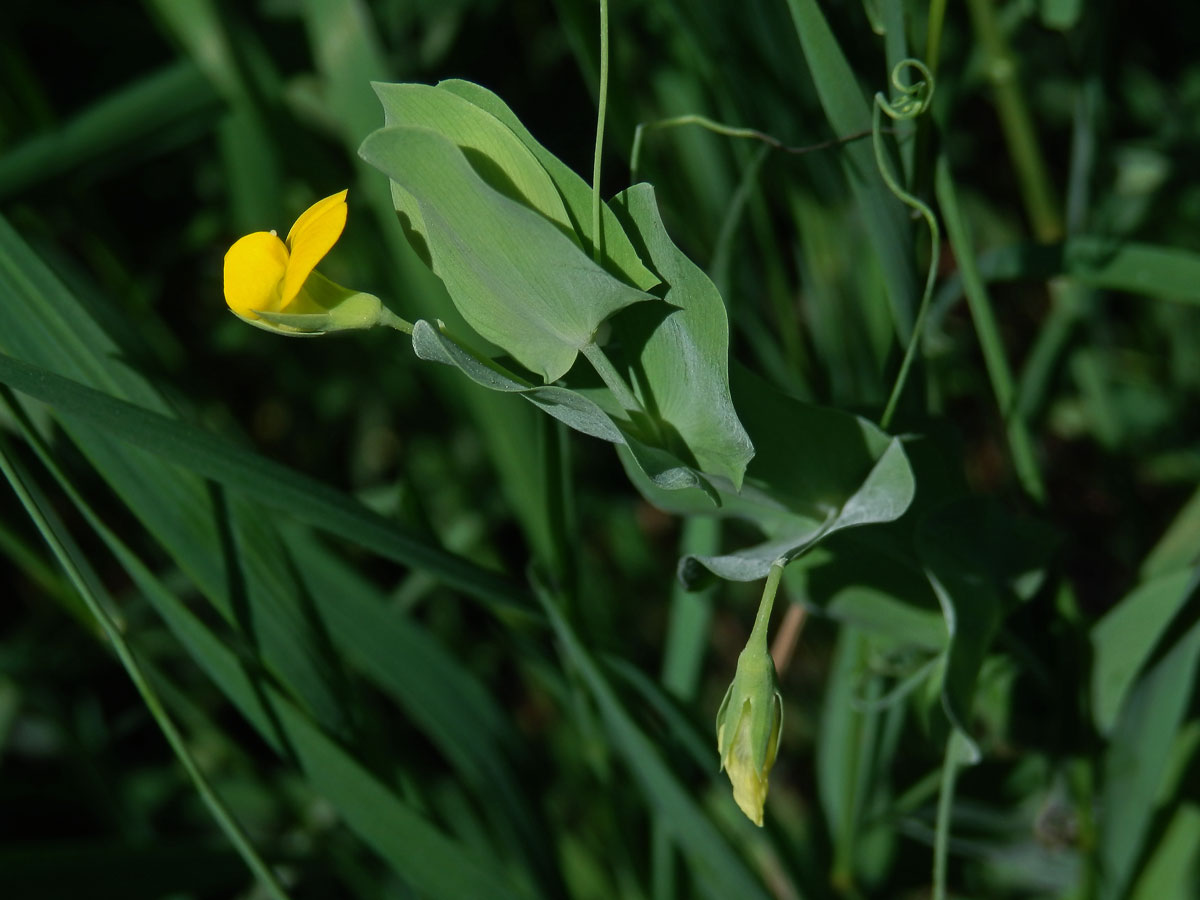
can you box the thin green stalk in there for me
[932,733,964,900]
[750,559,786,647]
[650,819,676,900]
[1067,757,1098,900]
[935,156,1046,502]
[872,60,939,431]
[1015,76,1102,421]
[591,0,610,265]
[652,518,719,898]
[926,0,948,76]
[660,517,720,701]
[0,435,292,900]
[910,0,948,214]
[378,306,414,334]
[580,340,642,414]
[629,114,874,185]
[539,415,577,596]
[963,0,1062,242]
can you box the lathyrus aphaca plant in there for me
[223,78,920,825]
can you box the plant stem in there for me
[750,559,786,647]
[580,340,641,414]
[378,306,414,334]
[933,732,965,900]
[0,436,293,900]
[963,0,1062,242]
[591,0,610,265]
[873,63,940,431]
[926,0,948,76]
[539,415,577,596]
[630,114,874,185]
[935,156,1046,502]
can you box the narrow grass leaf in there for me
[0,350,532,619]
[937,238,1200,307]
[0,62,217,198]
[1091,569,1196,735]
[917,498,1057,761]
[1130,803,1200,900]
[784,0,917,340]
[0,217,346,731]
[283,527,560,892]
[536,587,773,900]
[0,438,292,900]
[8,420,533,900]
[1099,602,1200,900]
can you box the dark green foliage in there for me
[1,1,1198,898]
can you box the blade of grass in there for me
[1098,582,1200,900]
[0,61,218,198]
[535,583,773,900]
[784,0,918,342]
[3,396,534,899]
[934,156,1046,502]
[283,526,562,895]
[0,436,293,900]
[0,350,534,619]
[6,373,545,895]
[0,216,351,732]
[660,517,721,701]
[147,0,284,227]
[937,238,1200,307]
[962,0,1062,242]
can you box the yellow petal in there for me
[281,189,348,306]
[224,231,289,318]
[725,702,768,826]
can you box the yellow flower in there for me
[225,190,348,318]
[222,190,407,336]
[715,643,783,827]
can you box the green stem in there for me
[539,415,577,595]
[580,340,642,414]
[933,732,965,900]
[749,559,786,648]
[935,156,1046,502]
[963,0,1062,242]
[660,517,720,701]
[0,435,292,900]
[591,0,610,265]
[378,306,414,334]
[1068,757,1098,900]
[873,61,939,431]
[629,114,874,185]
[926,0,948,76]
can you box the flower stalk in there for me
[715,559,786,826]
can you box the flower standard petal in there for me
[281,189,349,306]
[224,231,289,318]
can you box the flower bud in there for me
[715,639,783,826]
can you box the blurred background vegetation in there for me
[1,0,1199,898]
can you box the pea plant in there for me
[1,1,1197,899]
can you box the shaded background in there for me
[2,0,1199,898]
